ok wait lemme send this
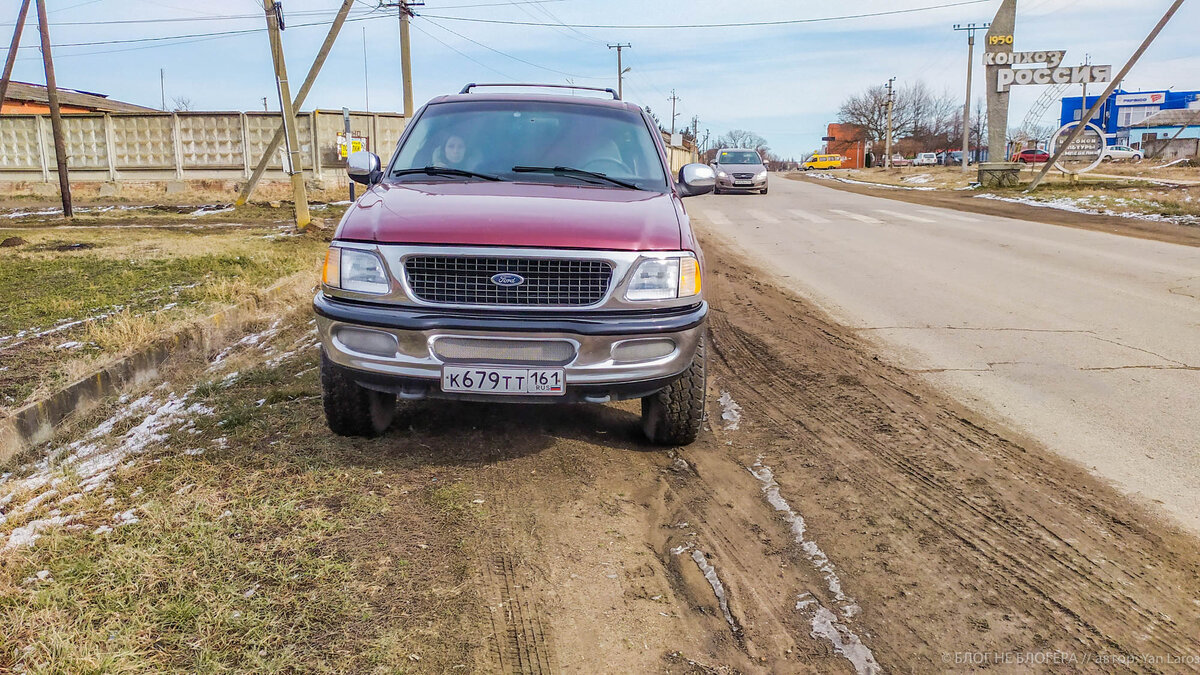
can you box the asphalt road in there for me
[690,175,1200,534]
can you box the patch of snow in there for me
[806,171,936,191]
[189,205,235,217]
[901,173,933,184]
[799,593,882,675]
[55,341,83,350]
[717,391,742,431]
[3,515,74,550]
[974,192,1199,226]
[748,457,879,674]
[92,525,112,535]
[691,550,739,633]
[113,509,140,527]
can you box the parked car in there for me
[712,148,769,194]
[318,83,715,444]
[1101,145,1143,162]
[914,152,938,166]
[889,155,913,167]
[1013,148,1051,163]
[944,150,968,166]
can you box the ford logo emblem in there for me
[490,273,525,287]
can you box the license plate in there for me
[441,366,565,396]
[734,180,752,186]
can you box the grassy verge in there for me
[0,309,484,672]
[0,219,333,411]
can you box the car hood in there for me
[715,163,765,172]
[334,181,683,251]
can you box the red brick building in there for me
[825,123,869,168]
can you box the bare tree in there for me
[715,129,769,153]
[170,96,193,112]
[838,80,959,152]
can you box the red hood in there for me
[334,181,683,251]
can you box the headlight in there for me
[716,170,728,178]
[625,256,701,301]
[755,170,767,180]
[322,247,390,294]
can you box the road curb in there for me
[0,274,308,464]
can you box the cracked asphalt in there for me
[690,175,1200,533]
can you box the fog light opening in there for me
[611,338,676,363]
[335,327,399,358]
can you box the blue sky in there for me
[5,0,1198,158]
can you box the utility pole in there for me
[262,97,268,111]
[668,89,680,136]
[884,77,895,168]
[953,23,988,172]
[238,0,355,206]
[1028,0,1185,192]
[363,26,370,111]
[0,0,33,109]
[159,68,165,110]
[263,0,310,230]
[607,43,630,100]
[383,1,423,118]
[34,0,71,217]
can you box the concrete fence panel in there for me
[0,109,405,184]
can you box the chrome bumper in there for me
[314,293,706,402]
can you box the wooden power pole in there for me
[0,0,32,108]
[884,77,895,169]
[383,2,422,117]
[262,0,310,230]
[34,0,71,217]
[607,43,630,100]
[953,23,988,172]
[237,0,355,205]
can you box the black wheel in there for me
[641,334,706,445]
[760,185,769,195]
[713,187,723,195]
[321,350,396,437]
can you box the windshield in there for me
[389,100,668,191]
[717,151,761,164]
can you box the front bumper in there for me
[716,175,767,191]
[314,293,707,404]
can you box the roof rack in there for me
[459,83,620,100]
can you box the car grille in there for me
[732,173,755,179]
[403,256,613,306]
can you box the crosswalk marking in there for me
[788,209,829,223]
[747,208,781,224]
[703,211,731,226]
[875,209,934,223]
[828,209,883,224]
[921,209,980,222]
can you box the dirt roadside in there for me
[3,236,1198,672]
[456,237,1200,672]
[786,174,1200,248]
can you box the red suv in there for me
[1013,148,1050,163]
[315,84,716,444]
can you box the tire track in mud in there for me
[484,553,557,674]
[701,259,1200,669]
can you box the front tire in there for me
[321,351,396,437]
[760,185,769,195]
[641,335,706,445]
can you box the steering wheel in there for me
[581,157,632,176]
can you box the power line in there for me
[420,0,992,29]
[12,11,388,51]
[418,16,606,80]
[410,20,516,79]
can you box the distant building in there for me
[1058,88,1200,146]
[1129,108,1200,158]
[824,123,869,168]
[1,81,155,114]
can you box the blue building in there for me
[1058,88,1200,147]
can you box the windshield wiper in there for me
[392,166,502,181]
[512,165,641,190]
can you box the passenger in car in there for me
[433,134,472,169]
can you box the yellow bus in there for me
[803,154,843,170]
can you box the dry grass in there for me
[0,305,484,672]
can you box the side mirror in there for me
[677,163,715,198]
[347,150,382,185]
